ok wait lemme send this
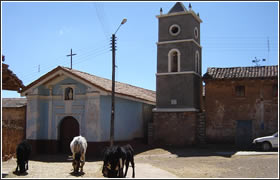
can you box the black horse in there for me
[102,144,135,178]
[16,140,32,173]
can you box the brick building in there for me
[2,55,26,160]
[203,66,278,147]
[2,98,27,160]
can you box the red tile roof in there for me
[203,65,278,80]
[22,66,156,104]
[2,63,24,91]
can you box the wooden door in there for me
[235,120,252,149]
[59,116,79,154]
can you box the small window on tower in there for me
[195,51,200,74]
[171,51,178,72]
[194,27,199,39]
[169,24,181,36]
[235,85,245,97]
[171,26,179,34]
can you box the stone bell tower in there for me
[151,2,203,146]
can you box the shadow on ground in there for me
[28,142,277,162]
[12,171,28,176]
[29,141,155,162]
[157,144,240,158]
[69,171,85,177]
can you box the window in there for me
[168,49,180,73]
[169,24,181,36]
[272,84,278,97]
[235,85,245,97]
[171,51,178,72]
[194,27,199,39]
[195,50,200,74]
[65,87,73,100]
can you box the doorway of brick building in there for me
[59,116,79,154]
[235,120,252,149]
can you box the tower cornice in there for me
[157,39,202,49]
[156,11,202,23]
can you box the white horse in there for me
[70,136,87,173]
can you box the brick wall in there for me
[204,79,278,144]
[152,111,197,146]
[2,106,26,161]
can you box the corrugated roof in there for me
[22,66,156,104]
[203,65,278,80]
[2,98,27,108]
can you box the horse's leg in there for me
[81,153,85,172]
[119,158,124,177]
[124,160,129,178]
[131,156,135,178]
[26,160,29,170]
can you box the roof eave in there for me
[156,11,202,23]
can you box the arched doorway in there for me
[59,116,79,154]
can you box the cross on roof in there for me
[66,49,77,69]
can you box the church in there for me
[3,2,276,157]
[20,2,204,153]
[20,66,155,154]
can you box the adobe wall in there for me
[204,79,278,143]
[152,111,197,146]
[2,106,26,161]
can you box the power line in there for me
[94,3,111,38]
[19,44,111,78]
[22,47,111,84]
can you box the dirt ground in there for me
[2,145,279,178]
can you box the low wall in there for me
[2,106,26,161]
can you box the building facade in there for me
[20,66,155,155]
[203,66,278,147]
[2,55,26,160]
[2,98,27,160]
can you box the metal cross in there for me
[66,49,77,69]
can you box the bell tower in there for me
[155,2,202,111]
[151,2,203,146]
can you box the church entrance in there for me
[59,116,79,154]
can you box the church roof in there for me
[21,66,156,104]
[203,65,278,80]
[168,2,187,14]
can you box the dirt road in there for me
[2,146,279,178]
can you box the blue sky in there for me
[1,1,279,98]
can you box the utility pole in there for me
[110,33,116,147]
[110,19,127,147]
[66,49,77,69]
